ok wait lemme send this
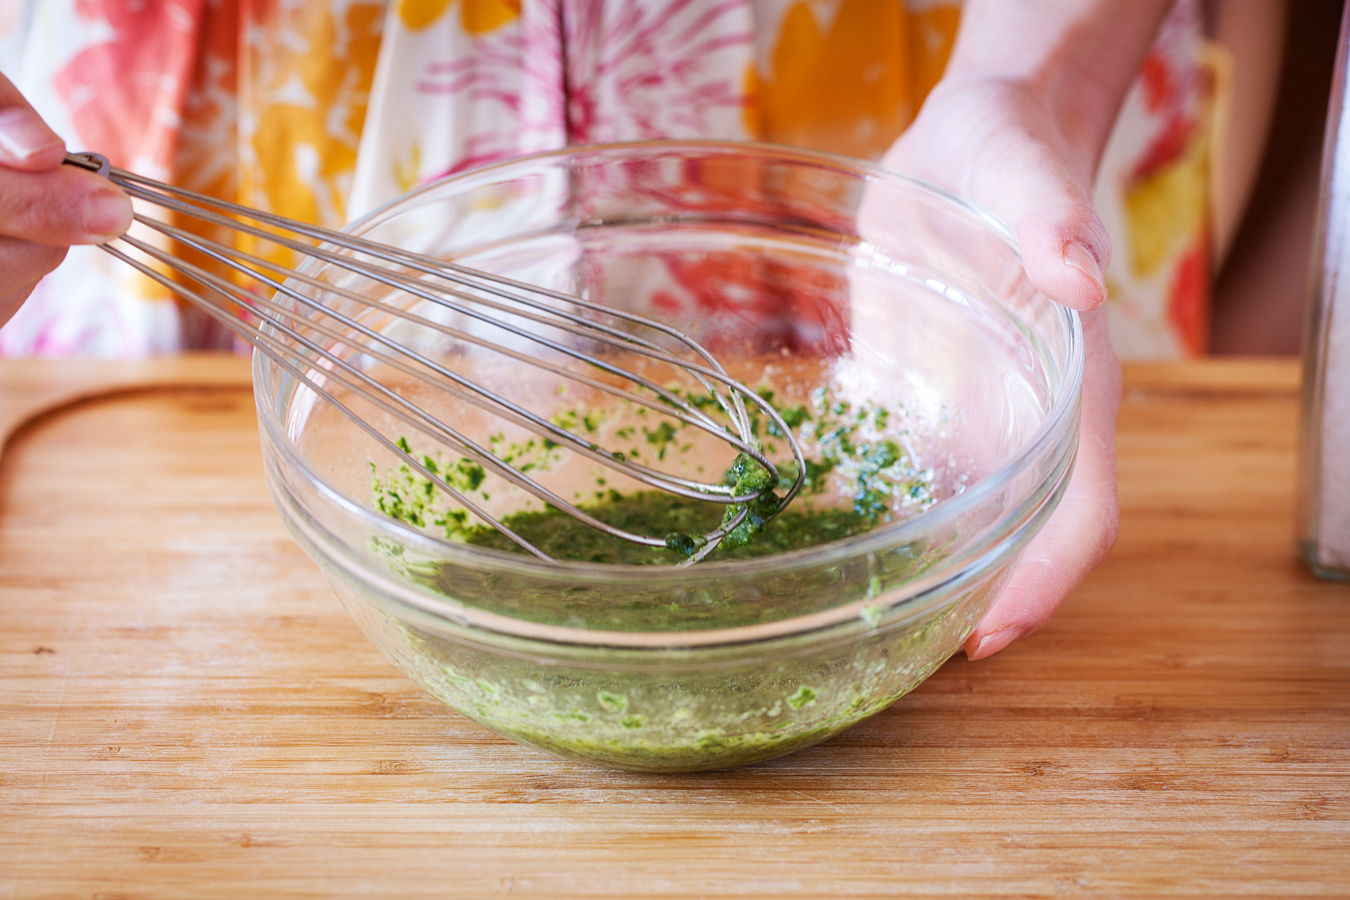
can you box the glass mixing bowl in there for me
[254,141,1082,772]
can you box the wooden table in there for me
[1,356,1346,898]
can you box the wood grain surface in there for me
[1,355,1346,898]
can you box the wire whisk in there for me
[62,151,805,564]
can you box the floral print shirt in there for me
[0,0,1214,358]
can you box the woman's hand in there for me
[0,73,132,328]
[883,0,1172,659]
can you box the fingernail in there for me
[0,108,63,162]
[1063,241,1107,302]
[970,627,1020,660]
[82,189,133,237]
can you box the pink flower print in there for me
[54,0,204,176]
[560,0,754,143]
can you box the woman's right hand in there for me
[0,74,132,328]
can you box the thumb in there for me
[960,126,1112,312]
[998,171,1112,312]
[887,80,1113,312]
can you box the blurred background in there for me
[1209,0,1343,354]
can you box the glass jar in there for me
[1298,3,1350,581]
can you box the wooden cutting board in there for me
[1,355,1347,898]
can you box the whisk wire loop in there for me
[105,174,794,472]
[129,210,781,492]
[126,219,773,504]
[66,151,807,564]
[100,241,555,558]
[114,230,760,551]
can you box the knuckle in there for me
[1090,224,1113,270]
[33,242,67,277]
[27,176,69,236]
[0,169,82,241]
[1097,512,1121,559]
[1,283,37,310]
[2,238,68,284]
[1085,491,1121,562]
[0,173,52,237]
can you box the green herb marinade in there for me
[370,384,936,564]
[357,383,982,771]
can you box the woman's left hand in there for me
[882,71,1124,660]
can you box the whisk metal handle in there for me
[60,149,808,565]
[63,151,111,178]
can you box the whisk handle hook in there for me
[62,151,112,178]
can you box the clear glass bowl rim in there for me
[253,140,1083,616]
